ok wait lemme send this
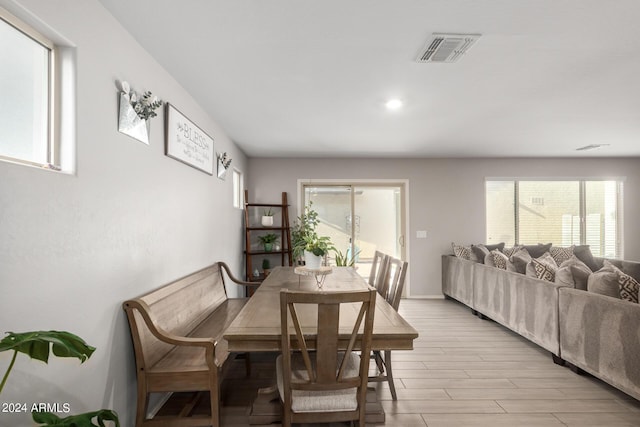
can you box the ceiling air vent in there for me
[416,33,480,63]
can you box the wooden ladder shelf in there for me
[244,191,293,284]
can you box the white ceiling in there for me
[98,0,640,158]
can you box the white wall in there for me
[248,157,640,297]
[0,1,247,425]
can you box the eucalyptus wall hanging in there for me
[217,152,232,180]
[117,80,163,144]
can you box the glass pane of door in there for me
[304,185,352,262]
[353,186,403,280]
[303,183,405,284]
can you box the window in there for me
[1,7,58,169]
[233,169,243,209]
[486,179,623,258]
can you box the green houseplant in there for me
[257,233,279,252]
[0,330,120,427]
[333,248,361,267]
[291,202,334,268]
[262,258,271,276]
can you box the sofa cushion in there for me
[550,246,574,265]
[471,243,505,263]
[587,261,621,299]
[555,256,592,290]
[522,243,552,258]
[618,273,640,304]
[573,245,600,272]
[510,248,532,274]
[526,252,558,282]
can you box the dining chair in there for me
[369,256,408,400]
[276,288,376,427]
[369,250,390,297]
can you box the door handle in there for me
[399,235,405,248]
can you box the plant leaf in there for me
[33,409,120,427]
[0,331,95,364]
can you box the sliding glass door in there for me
[302,183,406,282]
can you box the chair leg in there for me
[374,350,385,374]
[384,350,397,401]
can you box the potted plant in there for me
[291,202,334,268]
[262,258,271,276]
[303,234,334,269]
[257,233,279,252]
[0,330,120,426]
[333,247,361,267]
[261,208,274,227]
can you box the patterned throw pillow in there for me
[527,252,558,282]
[618,273,639,303]
[452,243,471,259]
[491,250,510,270]
[550,246,574,265]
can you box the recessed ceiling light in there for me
[385,99,403,110]
[576,144,610,151]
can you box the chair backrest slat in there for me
[280,289,376,394]
[385,257,409,311]
[370,251,390,297]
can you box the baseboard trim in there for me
[406,295,445,300]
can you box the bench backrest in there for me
[124,263,228,369]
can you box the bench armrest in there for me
[124,299,218,366]
[219,262,261,288]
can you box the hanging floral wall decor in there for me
[117,80,163,145]
[217,152,232,180]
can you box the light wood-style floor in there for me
[209,298,640,426]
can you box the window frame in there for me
[0,6,58,169]
[232,168,244,209]
[486,178,624,258]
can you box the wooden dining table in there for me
[223,266,419,424]
[224,266,419,353]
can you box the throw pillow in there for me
[570,265,592,291]
[521,243,553,258]
[526,252,558,282]
[555,256,592,290]
[550,246,574,265]
[471,243,505,264]
[502,245,522,257]
[452,243,474,261]
[573,245,600,272]
[491,249,510,270]
[618,273,640,304]
[510,248,532,274]
[587,262,622,299]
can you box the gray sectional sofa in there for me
[442,254,640,401]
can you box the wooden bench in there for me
[123,262,258,427]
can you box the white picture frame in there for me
[165,103,214,175]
